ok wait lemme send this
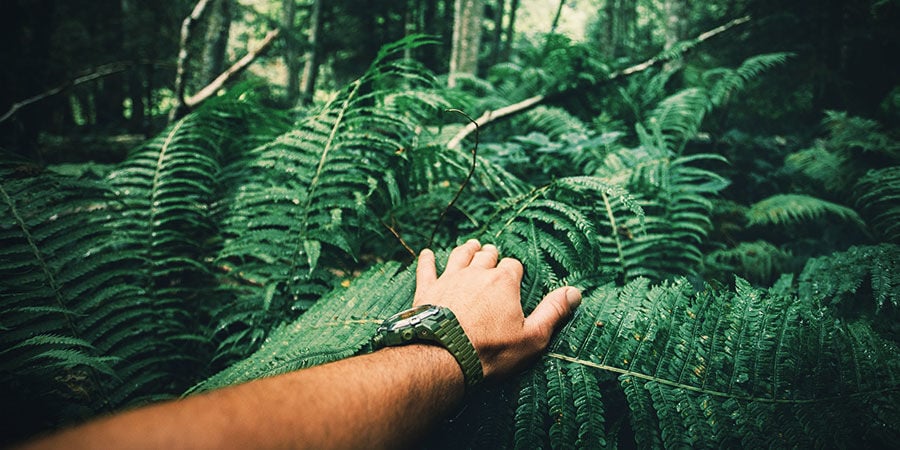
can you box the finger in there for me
[415,249,437,299]
[443,239,481,273]
[523,287,581,344]
[469,243,499,268]
[496,257,524,279]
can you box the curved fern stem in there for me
[0,183,77,340]
[548,353,899,405]
[601,191,627,279]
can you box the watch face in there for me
[387,305,441,331]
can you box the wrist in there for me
[373,305,484,388]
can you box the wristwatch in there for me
[372,304,484,388]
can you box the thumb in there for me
[524,286,582,344]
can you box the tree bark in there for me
[283,0,301,106]
[500,0,518,62]
[488,0,506,66]
[300,0,323,105]
[663,0,687,50]
[198,0,232,88]
[448,0,484,87]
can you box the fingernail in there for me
[483,243,497,252]
[467,238,480,246]
[565,287,582,309]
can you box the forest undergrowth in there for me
[2,35,898,448]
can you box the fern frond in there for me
[0,166,200,436]
[822,110,900,160]
[785,145,851,191]
[538,276,900,447]
[705,240,792,284]
[854,166,900,243]
[705,52,793,107]
[746,193,866,228]
[799,244,899,312]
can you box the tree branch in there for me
[446,15,751,149]
[185,29,280,108]
[0,63,130,124]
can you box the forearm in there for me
[22,345,464,450]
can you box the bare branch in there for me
[446,15,752,149]
[185,29,280,108]
[0,63,130,124]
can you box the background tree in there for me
[449,0,484,87]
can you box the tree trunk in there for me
[500,0,518,62]
[300,0,322,105]
[94,0,126,129]
[663,0,687,50]
[283,0,301,105]
[599,0,618,59]
[449,0,484,87]
[488,0,506,66]
[122,0,145,132]
[198,0,231,88]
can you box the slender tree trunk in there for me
[300,0,322,105]
[501,0,518,62]
[489,0,506,66]
[599,0,617,59]
[663,0,686,50]
[198,0,232,88]
[95,0,125,129]
[449,0,484,87]
[283,0,301,105]
[122,0,145,132]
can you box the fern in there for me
[705,240,792,285]
[746,193,866,228]
[209,35,452,363]
[0,166,189,439]
[798,243,899,313]
[854,166,900,243]
[187,258,900,448]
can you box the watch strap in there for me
[432,308,484,387]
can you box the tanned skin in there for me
[18,240,582,449]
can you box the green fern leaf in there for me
[746,193,866,228]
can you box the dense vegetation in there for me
[2,0,898,447]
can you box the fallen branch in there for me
[185,29,280,108]
[446,15,751,149]
[0,63,129,124]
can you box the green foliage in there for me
[855,167,900,243]
[746,193,866,228]
[799,244,899,313]
[3,36,899,449]
[191,257,900,448]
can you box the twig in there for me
[428,109,479,247]
[378,216,416,258]
[446,15,751,149]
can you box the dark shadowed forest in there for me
[2,0,898,447]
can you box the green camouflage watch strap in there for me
[373,305,483,388]
[431,307,483,387]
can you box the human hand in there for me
[413,239,581,379]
